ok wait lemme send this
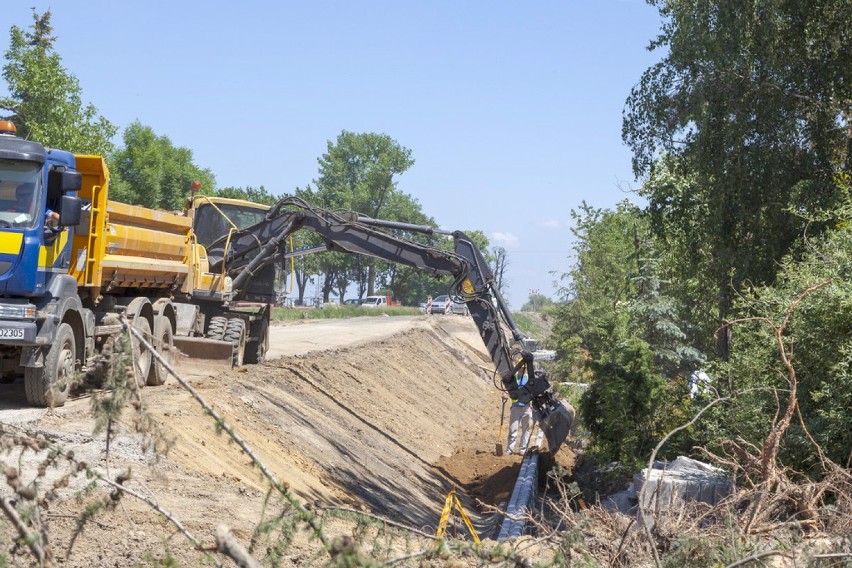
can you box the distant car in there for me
[450,297,469,316]
[344,298,362,306]
[430,295,452,314]
[361,295,390,308]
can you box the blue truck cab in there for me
[0,120,84,405]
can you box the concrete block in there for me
[634,456,733,513]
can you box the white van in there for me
[361,295,389,308]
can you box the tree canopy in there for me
[110,121,216,211]
[556,1,852,472]
[624,0,851,358]
[1,9,115,156]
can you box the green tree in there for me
[580,338,669,467]
[553,201,642,365]
[628,257,704,380]
[314,131,415,296]
[552,200,700,463]
[710,220,852,473]
[1,9,115,155]
[624,1,851,363]
[215,185,279,206]
[520,293,553,312]
[111,121,215,210]
[490,246,509,298]
[638,157,719,357]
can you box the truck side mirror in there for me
[48,170,83,196]
[58,195,82,227]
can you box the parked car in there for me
[430,295,452,314]
[450,297,469,316]
[361,295,390,308]
[343,298,362,306]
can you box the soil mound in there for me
[1,316,532,566]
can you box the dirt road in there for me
[265,315,428,358]
[0,314,532,566]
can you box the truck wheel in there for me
[147,315,174,386]
[130,315,152,388]
[244,318,269,365]
[25,322,75,407]
[207,316,227,341]
[224,318,246,367]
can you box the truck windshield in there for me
[0,161,41,229]
[194,202,270,248]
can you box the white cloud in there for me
[536,219,560,228]
[492,232,519,246]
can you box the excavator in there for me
[204,196,573,454]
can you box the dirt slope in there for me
[0,315,538,566]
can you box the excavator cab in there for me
[187,196,280,303]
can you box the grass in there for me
[511,311,552,345]
[272,305,554,337]
[271,305,422,321]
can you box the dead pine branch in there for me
[215,524,261,568]
[636,391,735,568]
[724,549,794,567]
[1,494,49,566]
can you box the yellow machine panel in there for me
[69,156,194,298]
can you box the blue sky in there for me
[5,1,663,309]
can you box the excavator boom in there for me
[205,196,572,453]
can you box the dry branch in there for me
[1,495,48,566]
[215,524,261,568]
[724,549,794,567]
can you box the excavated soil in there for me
[0,315,572,566]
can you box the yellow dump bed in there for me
[69,155,194,296]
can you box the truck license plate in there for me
[0,328,24,339]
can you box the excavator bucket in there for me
[537,401,574,455]
[173,337,236,369]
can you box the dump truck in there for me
[0,121,272,406]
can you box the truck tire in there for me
[25,322,75,407]
[224,318,246,367]
[207,316,227,341]
[130,315,152,388]
[147,315,174,386]
[244,318,269,365]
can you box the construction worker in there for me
[503,366,534,456]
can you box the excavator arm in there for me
[205,196,572,453]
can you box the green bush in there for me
[581,338,670,468]
[705,225,852,473]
